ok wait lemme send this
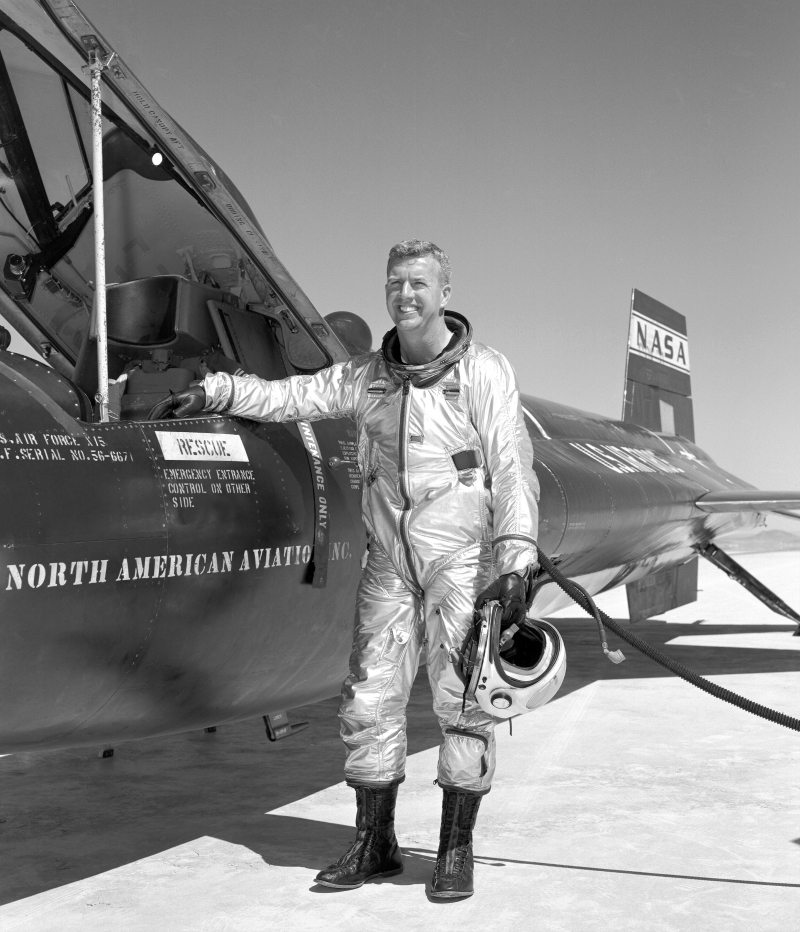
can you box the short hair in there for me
[387,240,451,286]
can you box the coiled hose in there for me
[536,549,800,733]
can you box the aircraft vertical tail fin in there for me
[622,289,694,441]
[623,289,697,619]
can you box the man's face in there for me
[385,255,451,334]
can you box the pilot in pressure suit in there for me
[167,240,540,899]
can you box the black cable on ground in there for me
[536,549,800,733]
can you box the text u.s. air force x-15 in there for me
[0,0,797,754]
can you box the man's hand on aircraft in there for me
[148,384,207,420]
[475,571,530,631]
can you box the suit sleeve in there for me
[201,360,357,421]
[471,350,540,576]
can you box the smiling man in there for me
[385,247,452,361]
[165,240,540,898]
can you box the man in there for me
[166,240,539,898]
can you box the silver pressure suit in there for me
[202,313,539,793]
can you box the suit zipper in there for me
[398,377,420,590]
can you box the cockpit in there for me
[0,21,369,422]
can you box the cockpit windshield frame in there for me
[0,4,345,373]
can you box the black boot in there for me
[430,787,482,899]
[314,782,404,888]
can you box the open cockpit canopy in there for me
[0,0,347,385]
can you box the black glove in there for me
[475,571,530,631]
[148,384,207,421]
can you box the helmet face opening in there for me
[499,624,546,669]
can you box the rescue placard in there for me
[154,431,249,462]
[628,312,690,373]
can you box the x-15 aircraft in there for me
[0,0,798,753]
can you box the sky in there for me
[7,0,799,488]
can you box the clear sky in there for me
[11,1,800,487]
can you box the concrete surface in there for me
[1,552,798,931]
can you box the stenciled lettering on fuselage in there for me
[569,442,685,475]
[3,541,353,592]
[155,431,249,462]
[161,466,256,508]
[0,430,129,462]
[628,312,690,373]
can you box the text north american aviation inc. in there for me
[4,541,353,592]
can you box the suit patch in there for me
[451,449,482,471]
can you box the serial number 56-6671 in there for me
[88,450,132,463]
[67,449,133,463]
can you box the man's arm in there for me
[199,361,358,422]
[470,349,540,577]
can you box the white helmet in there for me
[456,601,566,720]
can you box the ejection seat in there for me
[73,275,229,420]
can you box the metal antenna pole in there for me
[87,49,114,422]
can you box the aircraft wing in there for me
[695,491,800,516]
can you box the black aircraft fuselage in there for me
[0,0,793,754]
[0,351,364,750]
[0,344,755,752]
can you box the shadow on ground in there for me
[1,617,796,904]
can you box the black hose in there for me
[536,550,800,733]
